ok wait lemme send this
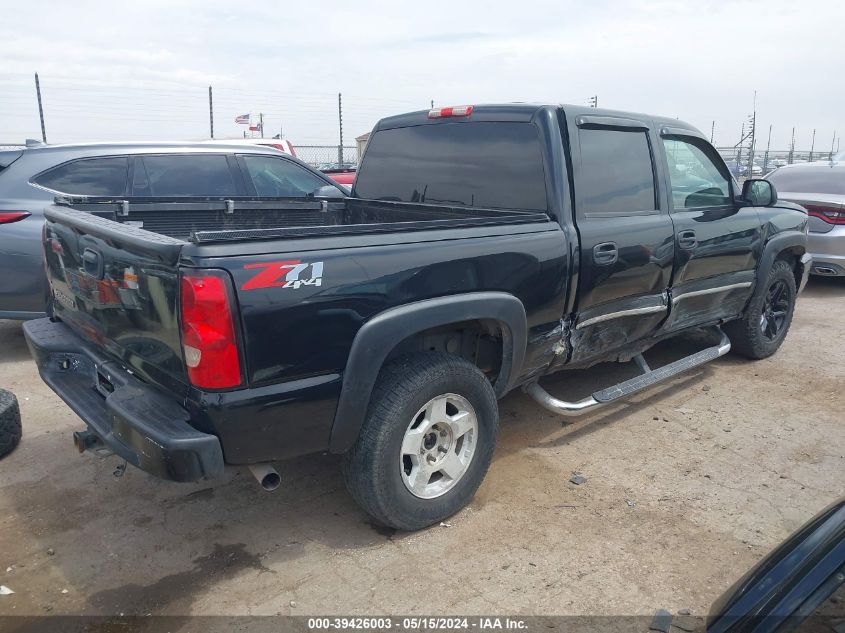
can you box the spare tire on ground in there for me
[0,389,22,459]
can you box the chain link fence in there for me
[715,147,839,177]
[290,145,358,170]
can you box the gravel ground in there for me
[0,277,842,618]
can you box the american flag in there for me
[234,114,250,125]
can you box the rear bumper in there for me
[807,226,845,276]
[22,318,224,482]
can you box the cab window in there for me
[354,122,548,211]
[578,128,657,216]
[663,138,732,209]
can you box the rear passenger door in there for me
[656,132,762,333]
[567,115,675,365]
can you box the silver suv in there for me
[0,141,344,319]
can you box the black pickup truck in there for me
[24,103,811,530]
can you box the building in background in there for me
[356,133,370,162]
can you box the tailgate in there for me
[43,205,188,387]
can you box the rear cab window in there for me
[354,121,548,211]
[32,156,129,196]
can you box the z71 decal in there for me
[241,260,324,291]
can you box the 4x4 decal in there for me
[241,260,324,291]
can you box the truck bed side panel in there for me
[190,224,568,462]
[226,227,567,386]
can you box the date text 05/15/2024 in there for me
[307,617,528,630]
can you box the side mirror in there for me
[312,184,345,199]
[742,179,777,207]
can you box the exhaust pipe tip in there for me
[248,463,281,492]
[260,471,281,491]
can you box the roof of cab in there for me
[373,103,703,137]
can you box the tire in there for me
[342,352,499,531]
[724,260,797,360]
[0,389,22,459]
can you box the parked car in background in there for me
[726,159,764,178]
[321,166,356,190]
[0,141,345,319]
[767,160,845,276]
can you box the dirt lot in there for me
[0,278,843,618]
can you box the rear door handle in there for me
[593,241,618,265]
[677,230,697,250]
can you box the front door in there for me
[657,132,763,332]
[566,115,675,365]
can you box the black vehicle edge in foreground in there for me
[25,103,810,530]
[708,498,845,632]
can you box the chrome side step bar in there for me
[524,330,731,417]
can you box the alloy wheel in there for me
[400,393,478,499]
[760,279,791,341]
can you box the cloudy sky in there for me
[0,0,842,150]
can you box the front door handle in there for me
[593,241,618,265]
[678,230,697,250]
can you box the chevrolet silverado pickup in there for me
[24,103,811,530]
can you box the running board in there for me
[524,330,731,417]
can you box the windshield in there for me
[767,166,845,195]
[355,121,548,211]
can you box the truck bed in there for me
[57,196,549,243]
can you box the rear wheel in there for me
[342,353,498,531]
[725,260,797,359]
[0,389,22,459]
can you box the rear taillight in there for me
[180,270,242,389]
[428,105,474,119]
[0,211,30,225]
[805,204,845,225]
